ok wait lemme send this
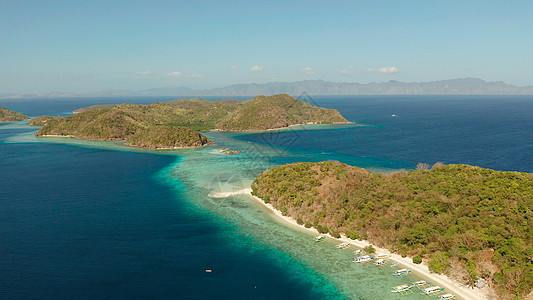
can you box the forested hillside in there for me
[33,94,348,148]
[0,107,29,122]
[252,162,533,298]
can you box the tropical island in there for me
[251,161,533,299]
[30,94,348,149]
[0,106,29,122]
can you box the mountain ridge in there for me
[3,78,533,98]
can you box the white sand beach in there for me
[211,188,490,300]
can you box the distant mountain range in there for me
[3,78,533,98]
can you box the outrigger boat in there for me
[336,242,350,249]
[421,286,444,295]
[352,255,373,263]
[389,262,399,267]
[375,254,390,259]
[315,235,325,242]
[391,284,413,296]
[393,268,411,276]
[374,258,386,266]
[439,294,455,299]
[411,280,430,288]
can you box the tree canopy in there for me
[252,162,533,298]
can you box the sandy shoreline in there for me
[210,188,490,300]
[208,121,354,133]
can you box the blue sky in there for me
[1,0,532,93]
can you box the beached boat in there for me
[352,255,373,263]
[315,235,325,242]
[389,262,399,267]
[439,294,455,299]
[393,268,411,276]
[376,254,390,259]
[421,286,444,295]
[353,249,364,254]
[336,242,350,249]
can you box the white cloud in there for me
[167,71,183,77]
[340,70,351,75]
[301,67,316,75]
[229,65,239,70]
[136,70,153,76]
[367,66,399,74]
[250,65,264,72]
[167,71,204,79]
[348,65,354,69]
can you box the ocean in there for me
[1,95,531,299]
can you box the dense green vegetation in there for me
[34,107,213,148]
[28,116,61,126]
[34,94,348,148]
[0,107,29,122]
[216,94,347,131]
[72,104,117,113]
[251,161,533,298]
[125,126,211,149]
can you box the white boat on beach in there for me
[393,268,411,276]
[376,254,390,259]
[439,294,455,299]
[353,249,363,254]
[336,242,350,249]
[421,286,444,295]
[352,255,373,263]
[374,258,386,266]
[315,235,325,242]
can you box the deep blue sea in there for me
[1,95,532,299]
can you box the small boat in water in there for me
[391,284,410,292]
[315,235,325,242]
[411,280,430,288]
[393,268,411,276]
[353,249,364,254]
[439,294,455,299]
[391,284,413,295]
[352,255,373,263]
[421,286,444,295]
[336,242,350,249]
[374,258,386,266]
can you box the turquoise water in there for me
[162,131,431,300]
[1,124,434,299]
[3,95,532,299]
[1,124,342,299]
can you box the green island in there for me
[251,161,533,298]
[0,106,29,122]
[31,94,348,149]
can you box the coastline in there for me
[210,188,490,300]
[209,121,355,133]
[39,134,74,138]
